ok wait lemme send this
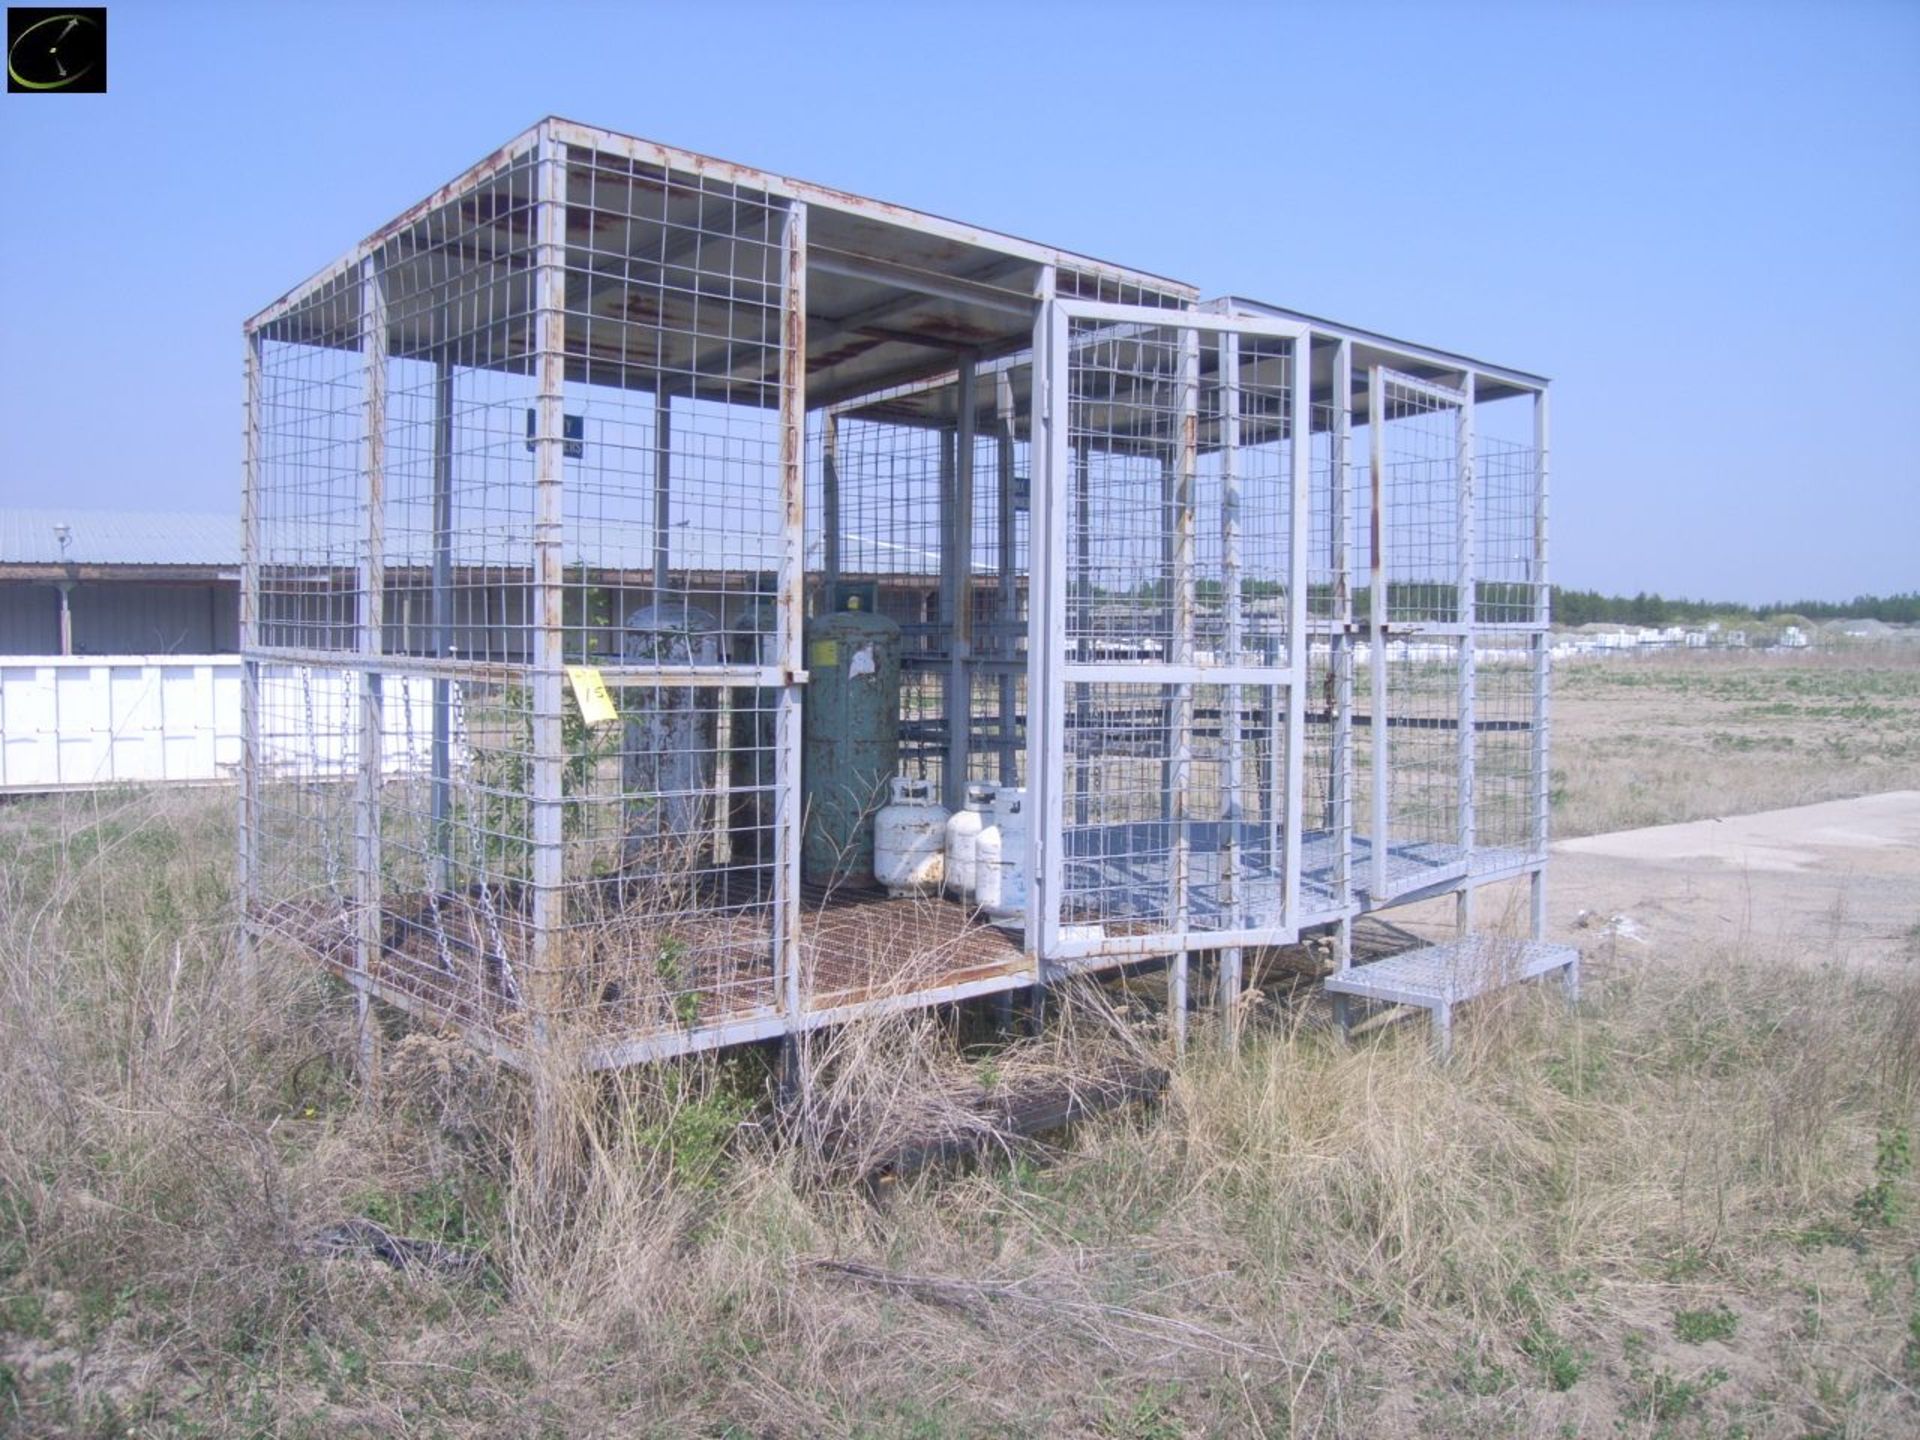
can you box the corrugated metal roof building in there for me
[0,507,240,655]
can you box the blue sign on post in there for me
[525,409,584,459]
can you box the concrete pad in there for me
[1545,792,1920,972]
[1556,791,1920,873]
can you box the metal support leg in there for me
[1171,951,1188,1055]
[776,1034,803,1111]
[1218,946,1242,1047]
[1433,1001,1453,1062]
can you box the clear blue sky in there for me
[2,0,1915,604]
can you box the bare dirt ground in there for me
[1551,790,1920,976]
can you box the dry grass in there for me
[1551,646,1920,837]
[3,711,1919,1434]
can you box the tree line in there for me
[1099,579,1917,628]
[1551,589,1920,627]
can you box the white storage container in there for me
[975,786,1029,920]
[874,776,950,897]
[943,782,996,899]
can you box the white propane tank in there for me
[943,782,996,899]
[875,776,950,897]
[977,786,1029,920]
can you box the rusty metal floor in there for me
[284,882,1027,1052]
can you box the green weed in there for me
[1672,1303,1738,1344]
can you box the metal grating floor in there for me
[1324,935,1579,1008]
[1063,823,1538,930]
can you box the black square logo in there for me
[7,8,107,93]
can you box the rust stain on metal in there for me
[247,129,537,333]
[1369,471,1383,580]
[809,335,886,370]
[288,883,1022,1054]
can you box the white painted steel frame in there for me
[528,134,569,1058]
[353,254,388,1080]
[1367,365,1472,905]
[238,333,262,981]
[1530,388,1552,939]
[1035,299,1313,971]
[775,202,809,1021]
[1198,297,1554,951]
[944,357,976,810]
[247,119,1195,338]
[1455,371,1476,935]
[239,122,1556,1068]
[1329,337,1355,970]
[1216,329,1243,1036]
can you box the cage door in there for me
[1032,301,1311,968]
[1363,365,1474,903]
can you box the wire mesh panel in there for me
[1043,308,1306,958]
[824,412,949,792]
[1471,631,1540,870]
[818,359,1036,806]
[241,124,1555,1065]
[1374,371,1466,629]
[1470,404,1547,875]
[1300,391,1351,921]
[252,661,364,959]
[973,372,1031,791]
[1476,435,1544,628]
[541,144,793,1045]
[254,269,372,658]
[1359,368,1473,901]
[246,133,799,1063]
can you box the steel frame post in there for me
[529,132,569,1089]
[1455,372,1477,938]
[1367,365,1390,901]
[774,201,809,1022]
[1530,387,1551,941]
[653,387,673,611]
[239,330,262,981]
[1158,451,1177,834]
[947,357,976,808]
[1169,325,1198,1053]
[1071,437,1091,827]
[1282,335,1310,936]
[354,253,389,1087]
[1027,267,1063,970]
[938,425,958,794]
[822,410,841,598]
[1218,330,1243,1041]
[430,355,454,892]
[996,368,1019,786]
[1331,337,1354,971]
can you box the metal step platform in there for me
[1324,935,1581,1059]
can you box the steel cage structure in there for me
[241,119,1551,1068]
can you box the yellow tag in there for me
[809,639,839,669]
[565,665,618,726]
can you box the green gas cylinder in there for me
[801,609,901,887]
